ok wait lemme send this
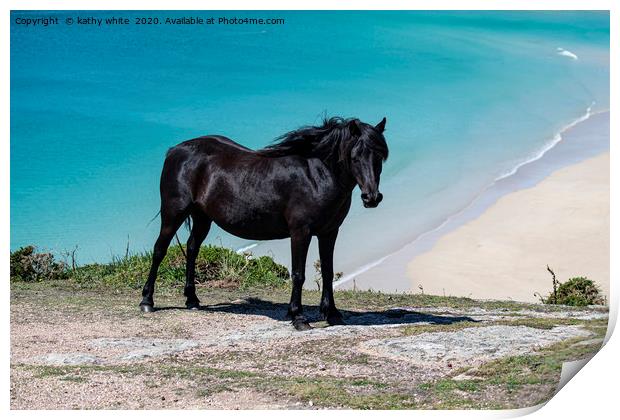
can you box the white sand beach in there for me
[407,152,609,302]
[340,112,610,303]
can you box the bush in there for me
[541,275,605,306]
[10,246,67,282]
[68,244,289,290]
[10,244,290,290]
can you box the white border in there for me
[2,2,616,420]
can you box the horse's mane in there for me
[257,117,388,166]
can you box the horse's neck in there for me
[329,161,357,193]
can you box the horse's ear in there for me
[375,117,387,133]
[348,119,361,137]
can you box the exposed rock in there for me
[90,338,199,360]
[35,353,102,366]
[360,325,591,367]
[572,337,604,347]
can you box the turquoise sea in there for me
[10,11,609,276]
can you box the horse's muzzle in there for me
[361,192,383,208]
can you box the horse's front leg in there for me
[319,229,345,325]
[287,227,312,331]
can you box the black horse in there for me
[140,116,389,330]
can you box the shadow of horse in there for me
[153,297,477,327]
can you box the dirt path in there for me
[10,283,608,409]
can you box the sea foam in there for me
[557,47,578,60]
[495,103,593,181]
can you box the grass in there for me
[332,288,605,314]
[402,317,583,337]
[11,245,608,316]
[12,278,606,321]
[282,379,418,409]
[10,277,608,321]
[11,244,290,291]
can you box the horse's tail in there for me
[146,210,161,227]
[146,211,191,231]
[174,215,192,260]
[146,210,190,259]
[183,215,192,232]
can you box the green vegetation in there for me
[399,317,580,338]
[10,244,289,290]
[544,277,605,306]
[10,246,67,283]
[539,266,605,306]
[11,246,608,313]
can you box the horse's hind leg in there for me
[139,208,188,312]
[184,215,211,310]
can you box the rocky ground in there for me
[10,282,608,409]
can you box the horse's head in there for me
[259,116,388,208]
[348,117,388,208]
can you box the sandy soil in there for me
[407,153,609,302]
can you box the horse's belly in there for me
[212,212,290,241]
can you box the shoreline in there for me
[338,111,609,302]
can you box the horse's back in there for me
[159,136,248,202]
[161,135,257,186]
[170,135,254,156]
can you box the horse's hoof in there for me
[327,315,346,326]
[139,304,155,313]
[186,303,201,311]
[292,318,312,331]
[322,309,346,326]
